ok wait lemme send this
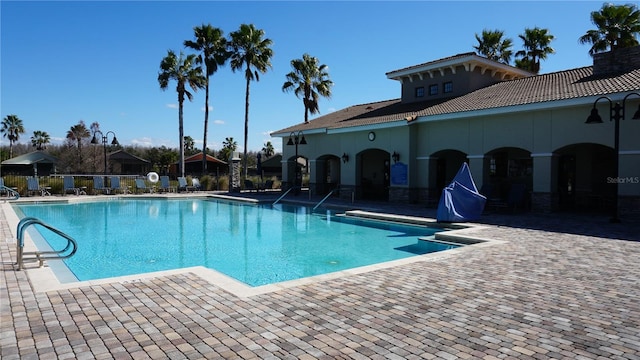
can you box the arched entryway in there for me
[429,149,468,192]
[285,155,308,190]
[313,154,341,195]
[484,147,533,209]
[357,149,390,200]
[554,143,614,213]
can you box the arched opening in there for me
[314,154,341,195]
[554,143,614,213]
[430,149,468,192]
[357,148,389,201]
[286,155,308,190]
[484,147,532,210]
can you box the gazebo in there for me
[0,151,58,176]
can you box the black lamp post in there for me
[586,92,640,223]
[91,130,119,182]
[286,131,307,191]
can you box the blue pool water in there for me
[15,199,457,286]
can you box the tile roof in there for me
[273,66,640,135]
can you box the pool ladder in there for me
[1,185,20,201]
[15,217,78,270]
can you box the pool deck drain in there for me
[2,192,640,359]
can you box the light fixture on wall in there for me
[392,151,400,163]
[342,153,349,163]
[585,92,640,223]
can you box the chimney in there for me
[593,45,640,76]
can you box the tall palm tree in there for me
[66,121,90,168]
[229,23,274,177]
[473,29,513,64]
[515,27,555,74]
[184,24,230,174]
[1,114,25,158]
[579,3,640,55]
[30,130,51,150]
[282,53,334,123]
[262,141,275,158]
[158,50,206,178]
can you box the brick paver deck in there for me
[2,194,639,359]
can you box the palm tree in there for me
[30,130,51,150]
[515,27,555,74]
[473,29,513,64]
[262,141,275,158]
[282,53,334,123]
[158,50,206,178]
[1,114,25,158]
[66,121,90,169]
[219,136,238,163]
[184,24,230,174]
[229,23,274,177]
[184,135,196,155]
[66,121,90,149]
[580,3,640,55]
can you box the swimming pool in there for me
[14,198,457,286]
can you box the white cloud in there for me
[166,104,178,109]
[201,106,213,112]
[213,119,225,125]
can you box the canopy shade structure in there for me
[436,162,486,223]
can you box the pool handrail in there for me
[312,187,354,211]
[15,216,78,270]
[1,185,20,201]
[273,186,300,205]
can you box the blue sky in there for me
[2,1,635,154]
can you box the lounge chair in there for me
[134,178,151,193]
[110,176,127,194]
[27,176,51,196]
[159,176,175,193]
[264,179,274,190]
[177,177,193,192]
[191,178,201,191]
[244,179,257,192]
[63,176,81,195]
[93,176,111,194]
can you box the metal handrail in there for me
[272,186,300,205]
[1,185,20,200]
[313,187,354,211]
[16,217,78,270]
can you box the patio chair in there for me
[159,176,175,193]
[135,178,151,194]
[93,176,110,194]
[244,179,258,192]
[110,176,127,194]
[191,178,201,191]
[27,176,51,196]
[177,177,194,192]
[63,176,80,195]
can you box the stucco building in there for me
[272,46,640,216]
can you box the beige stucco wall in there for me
[279,99,640,201]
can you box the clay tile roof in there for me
[273,66,640,135]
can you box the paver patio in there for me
[2,194,639,359]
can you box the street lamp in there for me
[286,131,307,191]
[586,92,640,223]
[91,130,119,182]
